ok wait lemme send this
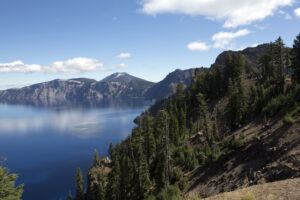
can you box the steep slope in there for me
[74,35,300,200]
[144,68,200,100]
[185,117,300,198]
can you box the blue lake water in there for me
[0,104,146,200]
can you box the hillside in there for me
[192,178,300,200]
[69,34,300,200]
[144,69,199,101]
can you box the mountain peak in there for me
[100,72,151,84]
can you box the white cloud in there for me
[0,61,41,73]
[295,7,300,17]
[116,53,131,58]
[45,57,104,73]
[0,57,125,74]
[187,29,251,52]
[187,42,210,51]
[212,29,251,48]
[141,0,294,27]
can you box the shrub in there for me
[184,149,198,171]
[283,115,295,124]
[156,185,181,200]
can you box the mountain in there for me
[144,68,199,100]
[0,44,283,107]
[76,36,300,200]
[213,44,269,69]
[0,73,155,107]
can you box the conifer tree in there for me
[212,121,219,142]
[143,115,156,165]
[106,155,121,200]
[75,168,83,200]
[108,142,115,162]
[95,171,106,200]
[93,149,100,167]
[274,37,285,79]
[178,107,186,138]
[0,164,24,200]
[292,33,300,83]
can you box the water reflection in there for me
[0,103,146,200]
[0,103,148,138]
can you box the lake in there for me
[0,103,147,200]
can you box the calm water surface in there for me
[0,104,147,200]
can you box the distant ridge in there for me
[0,44,272,107]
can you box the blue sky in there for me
[0,0,300,89]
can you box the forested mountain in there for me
[69,34,300,200]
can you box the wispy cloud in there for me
[212,29,251,49]
[116,53,131,59]
[0,57,125,73]
[187,29,251,51]
[141,0,294,28]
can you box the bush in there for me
[224,134,250,152]
[184,149,198,171]
[178,177,188,191]
[283,115,295,124]
[156,185,181,200]
[171,167,188,190]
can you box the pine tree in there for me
[93,149,100,167]
[178,107,186,138]
[274,37,285,79]
[212,121,219,142]
[95,170,106,200]
[0,164,24,200]
[143,115,156,165]
[137,142,151,199]
[175,83,184,101]
[227,81,248,129]
[106,155,121,200]
[108,142,115,162]
[75,168,83,200]
[292,33,300,83]
[119,155,133,200]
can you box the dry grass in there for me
[185,178,300,200]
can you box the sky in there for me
[0,0,300,89]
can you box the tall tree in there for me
[292,33,300,83]
[93,149,100,167]
[274,37,285,79]
[106,155,121,200]
[75,168,83,200]
[143,114,156,165]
